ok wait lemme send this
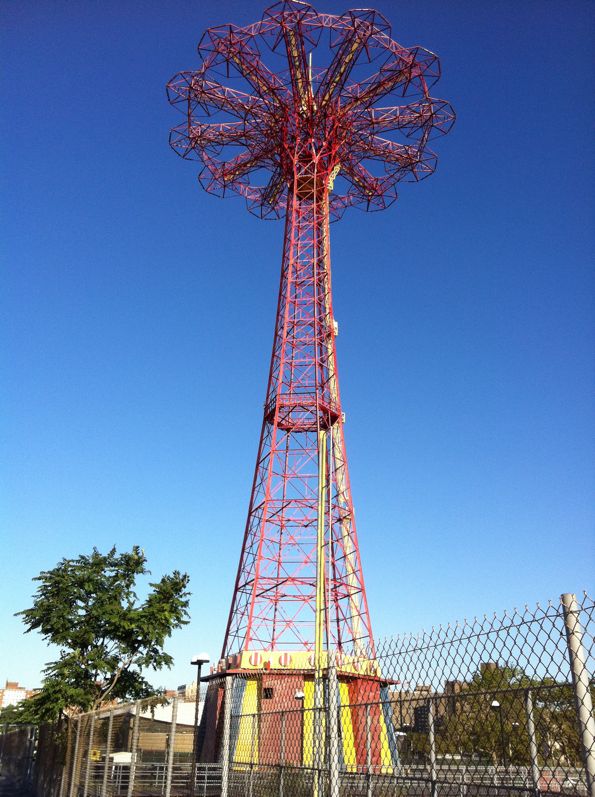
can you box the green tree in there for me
[9,546,190,722]
[436,664,584,768]
[440,663,531,766]
[532,679,582,767]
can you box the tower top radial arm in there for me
[167,0,454,221]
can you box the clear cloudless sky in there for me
[1,0,594,692]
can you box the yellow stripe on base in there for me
[234,679,259,764]
[338,682,357,772]
[378,705,394,773]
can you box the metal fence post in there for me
[249,713,255,797]
[24,726,36,786]
[524,689,540,797]
[279,711,285,797]
[127,701,141,797]
[459,764,466,797]
[82,712,96,797]
[101,709,114,797]
[221,677,233,797]
[0,723,5,770]
[366,703,372,797]
[26,726,37,787]
[328,651,340,797]
[59,720,74,797]
[68,716,82,797]
[164,696,178,797]
[313,674,324,797]
[428,699,438,797]
[561,593,595,797]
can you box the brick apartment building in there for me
[0,680,36,709]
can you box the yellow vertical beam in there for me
[234,679,259,764]
[315,428,328,667]
[286,29,310,113]
[320,209,364,652]
[313,428,327,797]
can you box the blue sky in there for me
[1,0,593,692]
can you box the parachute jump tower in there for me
[168,0,453,769]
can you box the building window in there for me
[263,687,274,699]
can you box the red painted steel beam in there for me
[167,0,454,660]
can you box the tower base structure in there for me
[197,654,399,774]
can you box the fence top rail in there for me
[371,592,594,658]
[216,592,593,673]
[67,695,175,722]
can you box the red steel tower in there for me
[168,1,454,669]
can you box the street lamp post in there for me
[510,721,520,763]
[491,700,508,769]
[190,652,209,796]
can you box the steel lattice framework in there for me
[167,1,454,660]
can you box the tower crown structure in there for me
[168,0,454,669]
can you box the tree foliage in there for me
[435,664,582,767]
[9,546,190,723]
[398,663,586,768]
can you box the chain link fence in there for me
[1,592,593,797]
